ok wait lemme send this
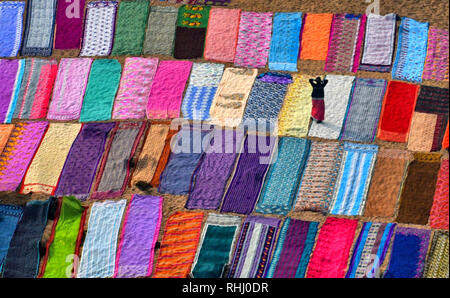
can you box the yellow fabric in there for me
[0,124,14,154]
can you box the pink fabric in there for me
[204,8,241,63]
[423,27,449,81]
[146,60,192,119]
[29,63,58,119]
[352,14,367,72]
[112,57,159,120]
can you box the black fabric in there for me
[309,77,328,98]
[173,27,207,59]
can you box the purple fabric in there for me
[114,195,162,278]
[54,122,115,200]
[220,134,276,214]
[186,129,244,210]
[54,0,86,49]
[0,60,19,123]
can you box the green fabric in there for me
[42,196,84,278]
[177,5,210,28]
[111,0,150,55]
[192,225,236,278]
[79,59,121,122]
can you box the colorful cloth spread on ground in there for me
[221,134,276,215]
[307,217,357,278]
[0,1,25,57]
[396,153,441,225]
[209,68,258,127]
[186,128,244,210]
[359,13,396,72]
[277,74,313,138]
[384,227,431,278]
[423,27,449,81]
[2,198,53,278]
[181,63,224,121]
[54,0,86,49]
[423,231,449,278]
[377,81,419,143]
[256,137,310,215]
[295,141,344,213]
[77,200,126,278]
[143,6,178,55]
[13,58,58,120]
[146,60,192,119]
[79,1,118,56]
[0,59,24,124]
[340,78,387,142]
[159,126,213,195]
[325,14,366,72]
[266,219,318,278]
[0,124,14,154]
[0,122,48,191]
[114,195,162,278]
[443,123,449,149]
[308,75,355,140]
[40,197,87,278]
[153,211,204,278]
[191,214,240,278]
[407,86,449,152]
[47,58,92,120]
[54,123,115,200]
[234,11,273,68]
[173,5,210,59]
[392,17,429,83]
[91,121,145,199]
[79,59,122,122]
[150,127,180,187]
[242,72,292,133]
[20,123,81,195]
[300,13,333,60]
[429,159,449,230]
[20,0,57,56]
[330,143,378,216]
[346,222,396,278]
[228,216,280,278]
[268,12,302,72]
[112,57,159,120]
[0,204,23,272]
[203,8,240,62]
[364,149,411,218]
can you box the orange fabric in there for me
[443,122,449,149]
[0,124,14,154]
[300,13,333,60]
[150,127,180,187]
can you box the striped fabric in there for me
[77,200,126,278]
[423,27,449,81]
[423,231,449,278]
[0,59,25,124]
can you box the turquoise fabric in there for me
[295,222,319,278]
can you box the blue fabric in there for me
[347,222,371,278]
[268,12,302,72]
[265,218,290,278]
[0,2,25,57]
[0,204,23,273]
[295,222,318,278]
[5,59,25,123]
[384,234,421,278]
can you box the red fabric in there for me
[30,63,58,119]
[377,81,419,143]
[429,159,449,229]
[311,99,325,121]
[443,122,449,149]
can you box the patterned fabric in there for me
[359,13,397,72]
[191,214,241,278]
[407,86,449,152]
[423,27,449,81]
[384,227,431,278]
[234,12,273,68]
[0,122,48,191]
[77,200,126,278]
[54,0,86,49]
[112,57,159,120]
[79,1,118,57]
[255,137,310,215]
[114,195,162,278]
[424,231,449,278]
[21,0,57,56]
[268,12,302,72]
[299,13,333,60]
[146,60,192,119]
[325,14,366,73]
[346,222,396,278]
[392,17,429,83]
[0,124,14,154]
[20,123,82,195]
[308,75,355,140]
[429,159,449,230]
[153,211,204,278]
[54,123,115,200]
[0,204,23,272]
[181,63,224,121]
[203,8,241,62]
[0,59,25,124]
[79,59,122,122]
[0,1,25,57]
[340,78,387,142]
[266,219,318,278]
[47,58,93,121]
[330,143,378,216]
[143,6,178,55]
[306,217,358,278]
[228,216,280,278]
